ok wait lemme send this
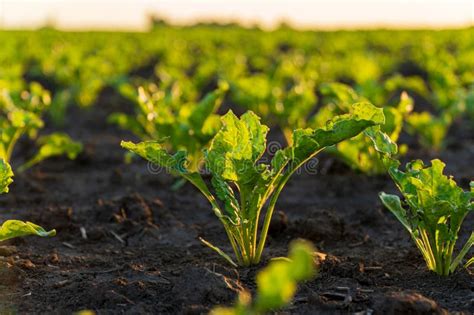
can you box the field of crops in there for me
[0,25,473,313]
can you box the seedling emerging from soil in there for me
[122,102,384,266]
[0,159,56,241]
[110,81,229,172]
[0,85,82,171]
[369,130,474,275]
[211,240,316,314]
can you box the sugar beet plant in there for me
[122,102,385,266]
[110,81,228,172]
[368,131,474,275]
[0,84,82,171]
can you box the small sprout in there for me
[211,240,317,315]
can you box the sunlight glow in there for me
[0,0,473,30]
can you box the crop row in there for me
[0,26,473,312]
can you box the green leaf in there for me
[188,82,228,132]
[8,109,43,130]
[254,240,315,312]
[379,192,412,233]
[120,140,214,203]
[406,111,450,150]
[211,176,241,224]
[291,102,384,167]
[364,127,398,157]
[19,133,83,172]
[121,140,188,174]
[108,113,147,139]
[380,158,473,275]
[0,220,56,242]
[320,82,362,111]
[206,111,268,182]
[0,159,13,194]
[287,240,317,281]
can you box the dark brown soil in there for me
[0,90,472,314]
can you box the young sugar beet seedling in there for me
[366,129,474,275]
[122,102,385,266]
[109,81,229,172]
[0,159,56,241]
[0,84,83,172]
[211,240,316,315]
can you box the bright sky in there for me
[0,0,473,30]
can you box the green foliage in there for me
[230,74,317,145]
[406,111,451,151]
[370,131,474,275]
[122,102,384,266]
[312,83,411,175]
[210,240,317,315]
[18,132,83,172]
[379,159,473,275]
[0,85,82,170]
[0,104,44,163]
[464,85,474,119]
[0,220,56,242]
[0,159,13,194]
[110,81,228,171]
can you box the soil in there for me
[0,88,473,314]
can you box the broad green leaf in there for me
[287,240,316,281]
[313,89,408,175]
[291,102,384,167]
[364,127,398,158]
[0,159,13,194]
[320,82,362,111]
[254,240,315,312]
[121,140,214,203]
[188,81,228,131]
[0,220,56,242]
[19,133,83,172]
[206,111,268,182]
[112,84,227,172]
